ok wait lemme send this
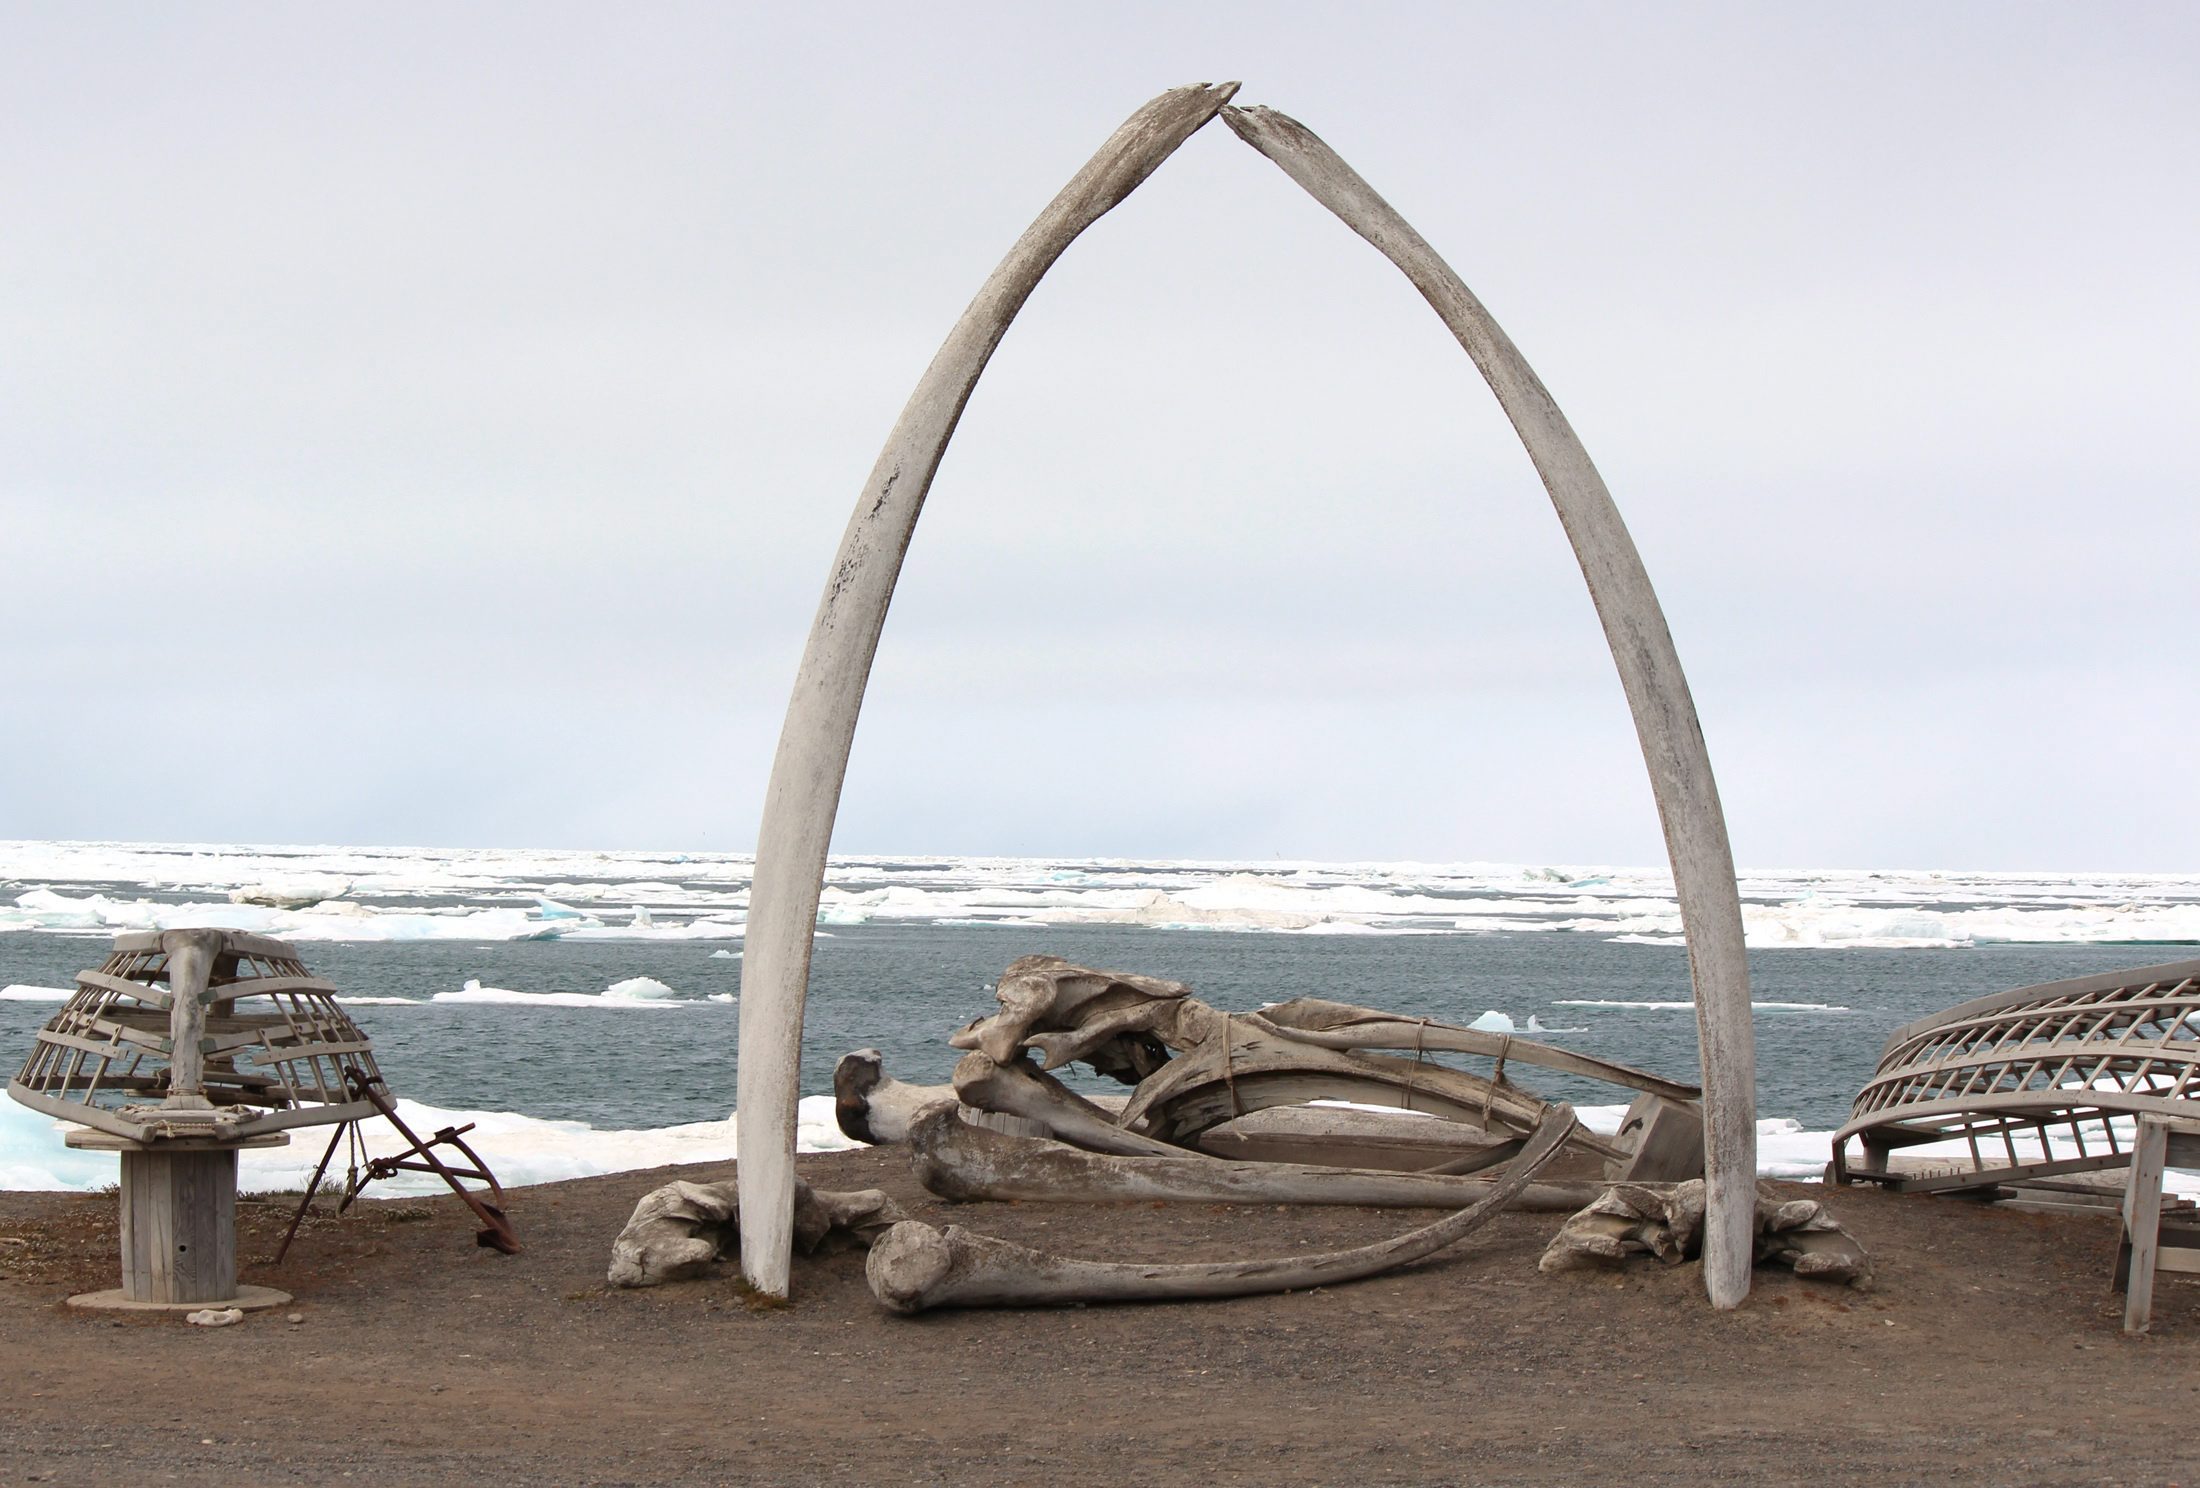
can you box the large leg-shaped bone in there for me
[867,1104,1576,1314]
[734,82,1242,1296]
[952,1051,1186,1158]
[910,1104,1601,1212]
[1223,104,1758,1309]
[833,1049,958,1144]
[608,1177,908,1287]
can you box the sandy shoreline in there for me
[5,1147,2198,1486]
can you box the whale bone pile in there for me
[609,956,1868,1309]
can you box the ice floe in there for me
[1553,999,1852,1013]
[2,841,2196,951]
[0,1094,861,1196]
[432,977,709,1010]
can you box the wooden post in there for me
[2120,1115,2169,1335]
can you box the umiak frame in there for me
[736,84,1759,1307]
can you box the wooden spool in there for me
[63,1129,292,1313]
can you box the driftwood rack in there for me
[7,928,511,1312]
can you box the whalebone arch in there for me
[736,83,1759,1306]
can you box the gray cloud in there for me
[4,3,2194,869]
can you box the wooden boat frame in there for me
[1832,956,2200,1193]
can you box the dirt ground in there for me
[4,1148,2198,1487]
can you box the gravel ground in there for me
[4,1147,2199,1487]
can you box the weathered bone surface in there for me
[951,1050,1186,1157]
[1221,103,1757,1308]
[735,83,1242,1295]
[833,1049,958,1144]
[609,1177,906,1288]
[909,1104,1603,1212]
[1538,1180,1870,1288]
[1248,998,1700,1105]
[946,957,1631,1169]
[868,1104,1577,1314]
[737,84,1758,1307]
[952,955,1194,1070]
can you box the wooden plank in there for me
[33,1024,164,1059]
[205,975,342,1003]
[241,1039,373,1065]
[73,970,170,1006]
[1889,1150,2133,1194]
[178,1149,237,1303]
[1997,1197,2129,1218]
[120,1150,149,1299]
[2121,1115,2169,1334]
[1616,1094,1707,1182]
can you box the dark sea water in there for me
[0,926,2169,1134]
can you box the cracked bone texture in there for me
[1538,1180,1871,1288]
[608,1178,907,1288]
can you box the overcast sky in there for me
[3,3,2194,872]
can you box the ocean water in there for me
[4,841,2196,1194]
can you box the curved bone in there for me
[1116,1029,1622,1162]
[736,87,1755,1312]
[952,1051,1186,1158]
[609,1177,907,1288]
[951,954,1196,1066]
[1222,104,1757,1308]
[1247,998,1701,1104]
[868,1103,1577,1313]
[1020,999,1182,1073]
[734,83,1242,1295]
[833,1048,958,1144]
[909,1104,1602,1212]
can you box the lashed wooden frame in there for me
[736,84,1759,1307]
[1833,957,2200,1192]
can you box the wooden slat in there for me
[242,1039,374,1066]
[1888,1150,2133,1194]
[31,1025,166,1060]
[206,975,342,1002]
[1874,959,2200,1051]
[73,970,169,1007]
